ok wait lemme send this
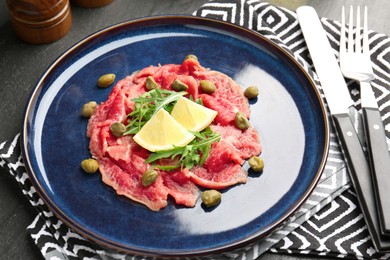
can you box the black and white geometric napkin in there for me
[1,1,390,259]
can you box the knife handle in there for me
[333,113,386,250]
[362,106,390,235]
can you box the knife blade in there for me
[297,6,390,251]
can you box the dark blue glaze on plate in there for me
[21,16,329,257]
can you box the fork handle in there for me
[333,113,390,250]
[362,106,390,235]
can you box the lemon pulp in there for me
[171,96,218,132]
[133,108,195,152]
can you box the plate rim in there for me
[21,15,330,257]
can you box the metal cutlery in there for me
[297,6,390,251]
[339,6,390,236]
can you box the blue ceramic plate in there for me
[22,16,328,257]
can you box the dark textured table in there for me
[1,1,389,259]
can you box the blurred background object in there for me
[71,0,113,8]
[6,0,72,44]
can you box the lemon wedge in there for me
[133,108,195,152]
[171,96,218,132]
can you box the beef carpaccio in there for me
[86,58,262,211]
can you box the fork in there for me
[340,6,390,236]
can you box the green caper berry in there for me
[141,169,159,187]
[248,156,264,172]
[81,158,99,174]
[97,73,116,88]
[110,122,126,137]
[244,85,259,99]
[201,190,222,207]
[145,76,159,90]
[184,54,198,61]
[200,80,216,94]
[81,101,97,118]
[235,111,250,130]
[171,79,188,91]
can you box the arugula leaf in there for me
[145,127,221,170]
[123,89,186,135]
[153,90,186,115]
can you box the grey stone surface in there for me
[1,1,389,259]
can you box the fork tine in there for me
[347,6,354,52]
[340,6,346,54]
[363,6,369,54]
[355,6,362,53]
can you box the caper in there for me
[184,54,198,61]
[201,190,222,207]
[141,169,159,187]
[248,156,264,172]
[200,80,216,94]
[81,101,97,117]
[244,85,259,99]
[235,111,250,130]
[110,122,126,137]
[81,158,99,174]
[145,76,159,90]
[171,79,188,91]
[97,73,116,88]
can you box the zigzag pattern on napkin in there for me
[370,34,390,133]
[0,136,135,260]
[270,190,390,259]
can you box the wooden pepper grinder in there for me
[6,0,72,44]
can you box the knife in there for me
[297,6,390,251]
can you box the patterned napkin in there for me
[1,1,390,259]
